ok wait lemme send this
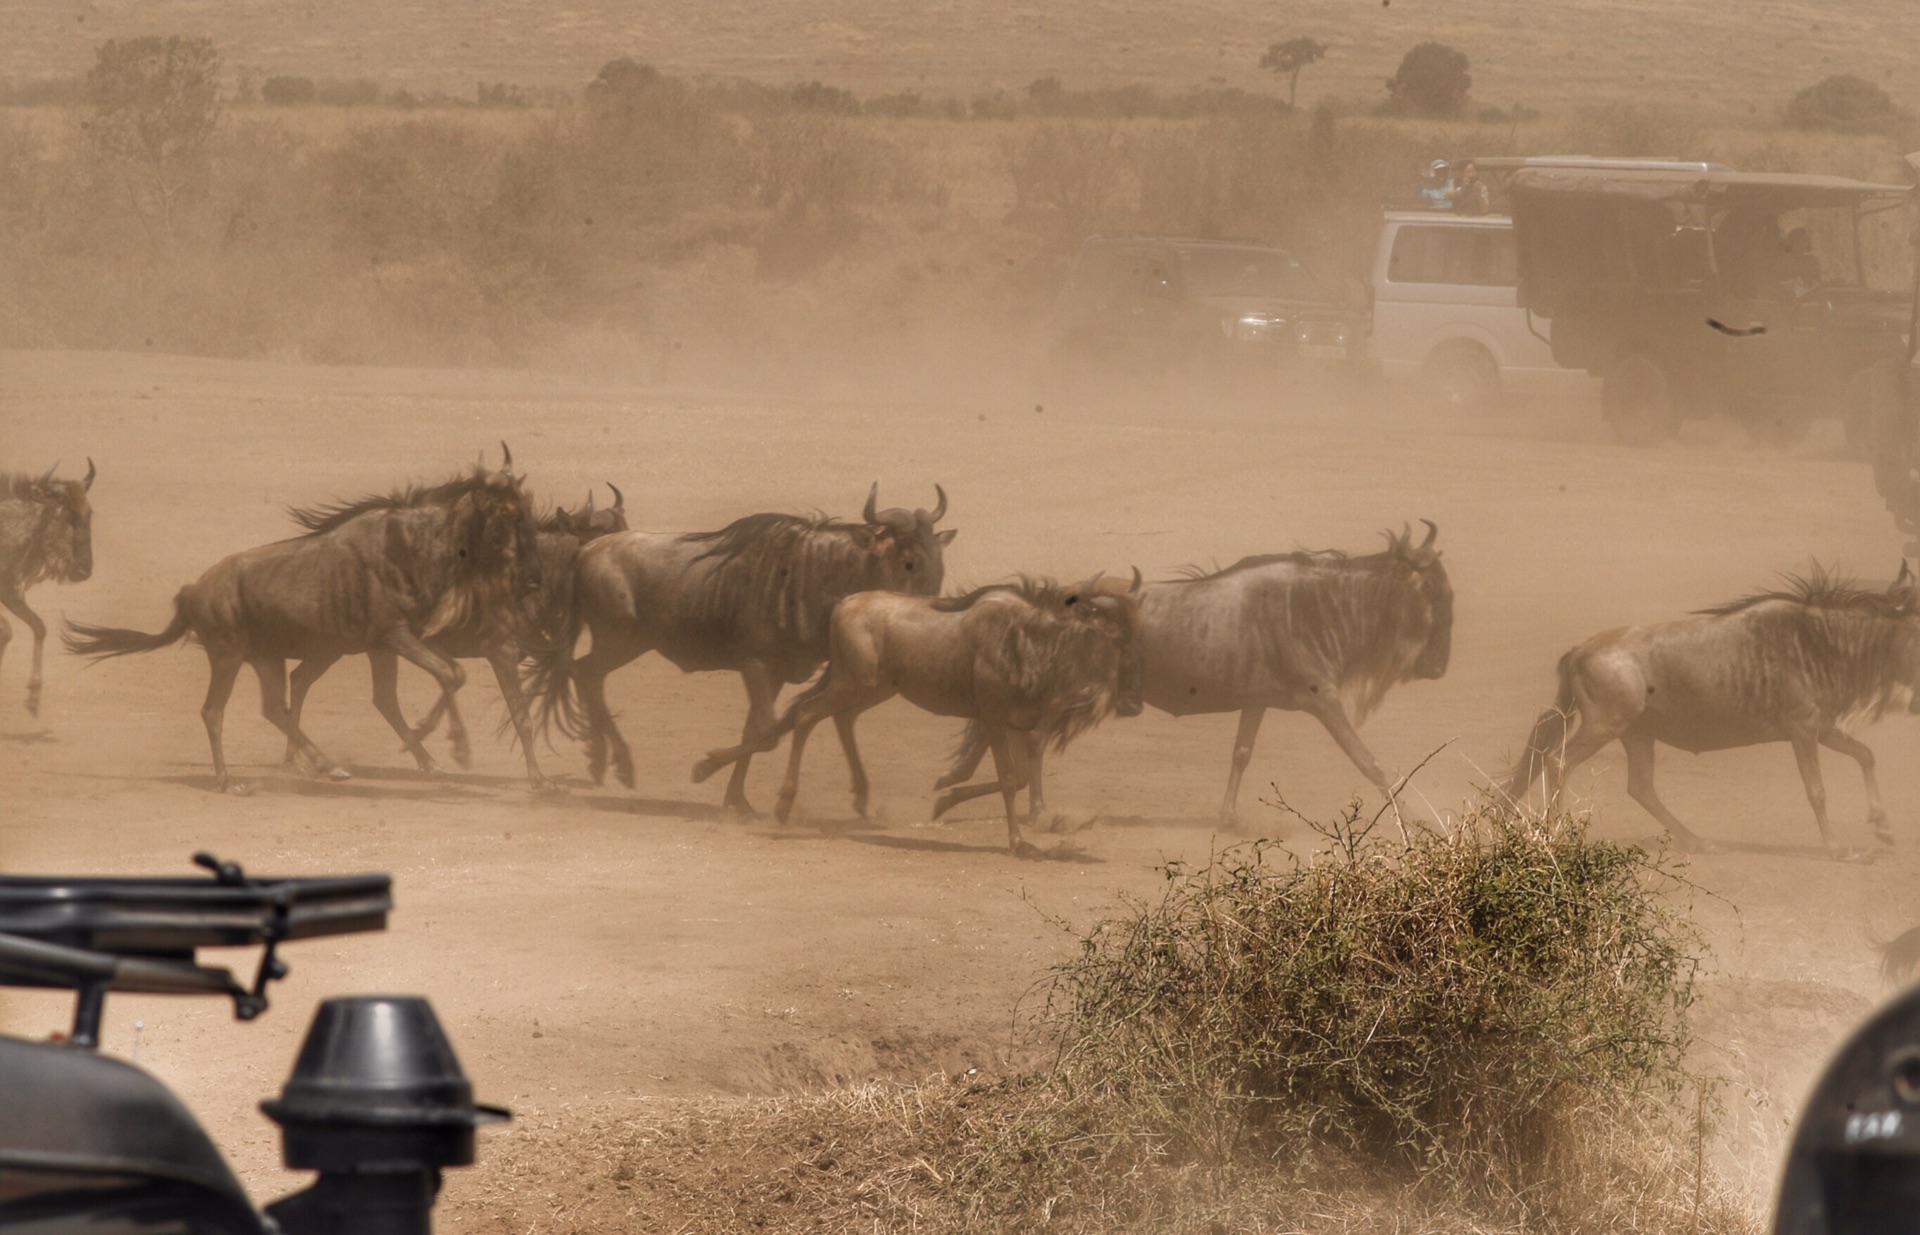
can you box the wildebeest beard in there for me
[0,471,94,588]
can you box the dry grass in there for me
[446,800,1760,1235]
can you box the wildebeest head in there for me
[22,459,95,584]
[1068,567,1146,718]
[546,483,631,542]
[1886,560,1920,714]
[1389,519,1452,680]
[458,445,541,601]
[862,482,956,596]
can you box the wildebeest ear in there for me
[936,528,958,546]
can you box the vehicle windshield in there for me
[1711,201,1912,296]
[1177,247,1330,300]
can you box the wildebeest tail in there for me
[1506,650,1577,800]
[62,590,193,660]
[1878,925,1920,986]
[524,615,586,741]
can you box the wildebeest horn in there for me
[930,484,948,523]
[1419,519,1438,550]
[82,458,95,491]
[863,482,880,524]
[1898,559,1915,589]
[607,481,624,511]
[582,490,596,515]
[500,440,515,474]
[41,461,58,484]
[1129,565,1143,593]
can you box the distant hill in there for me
[2,0,1914,122]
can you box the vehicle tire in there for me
[1421,343,1501,415]
[1601,355,1678,446]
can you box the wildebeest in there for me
[761,573,1144,853]
[0,460,94,716]
[64,452,539,793]
[279,484,629,790]
[533,485,955,812]
[1506,565,1920,856]
[934,523,1453,823]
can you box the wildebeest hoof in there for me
[930,792,958,820]
[325,765,354,782]
[771,800,794,825]
[1010,840,1043,860]
[614,763,636,790]
[451,741,473,770]
[1831,846,1871,864]
[24,694,39,718]
[220,779,256,798]
[530,778,568,799]
[691,753,726,784]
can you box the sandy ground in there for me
[2,347,1918,1220]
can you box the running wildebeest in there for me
[760,572,1144,854]
[533,484,955,812]
[280,484,629,791]
[934,523,1453,823]
[64,451,539,793]
[0,460,94,716]
[1506,565,1920,857]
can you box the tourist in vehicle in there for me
[1419,159,1454,209]
[1446,161,1490,216]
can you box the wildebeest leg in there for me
[1021,732,1046,825]
[368,647,449,773]
[251,656,344,781]
[1819,729,1892,846]
[1787,732,1848,857]
[721,663,780,816]
[833,712,870,818]
[1620,731,1714,853]
[931,758,1029,819]
[1220,706,1267,825]
[1305,695,1393,793]
[933,724,989,791]
[573,636,642,788]
[201,649,245,794]
[485,646,557,791]
[983,725,1031,856]
[771,672,892,825]
[283,654,341,772]
[0,589,47,717]
[0,609,12,709]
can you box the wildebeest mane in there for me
[933,575,1081,613]
[1695,567,1914,620]
[680,511,883,651]
[285,468,509,536]
[1,473,53,503]
[1171,549,1352,582]
[1695,567,1920,727]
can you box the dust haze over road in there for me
[3,0,1920,1225]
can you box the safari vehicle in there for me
[1507,164,1913,445]
[1369,210,1585,414]
[1048,235,1363,372]
[0,854,504,1234]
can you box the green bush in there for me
[1044,802,1703,1206]
[1783,74,1910,136]
[1382,42,1472,118]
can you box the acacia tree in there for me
[1259,37,1328,110]
[85,36,222,242]
[1382,42,1471,118]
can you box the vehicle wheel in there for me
[1421,344,1501,414]
[1601,355,1678,446]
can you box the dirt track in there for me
[3,348,1917,1212]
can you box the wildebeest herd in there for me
[8,446,1918,858]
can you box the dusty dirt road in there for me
[3,348,1917,1216]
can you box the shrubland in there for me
[459,800,1756,1235]
[0,48,1910,387]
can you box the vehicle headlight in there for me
[1295,322,1313,344]
[1332,323,1350,345]
[1232,315,1272,342]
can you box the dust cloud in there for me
[1,2,1917,1229]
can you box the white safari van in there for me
[1368,211,1584,413]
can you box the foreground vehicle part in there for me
[0,855,505,1234]
[1776,982,1920,1235]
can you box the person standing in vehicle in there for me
[1420,159,1454,209]
[1447,161,1490,216]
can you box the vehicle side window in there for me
[1387,226,1516,288]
